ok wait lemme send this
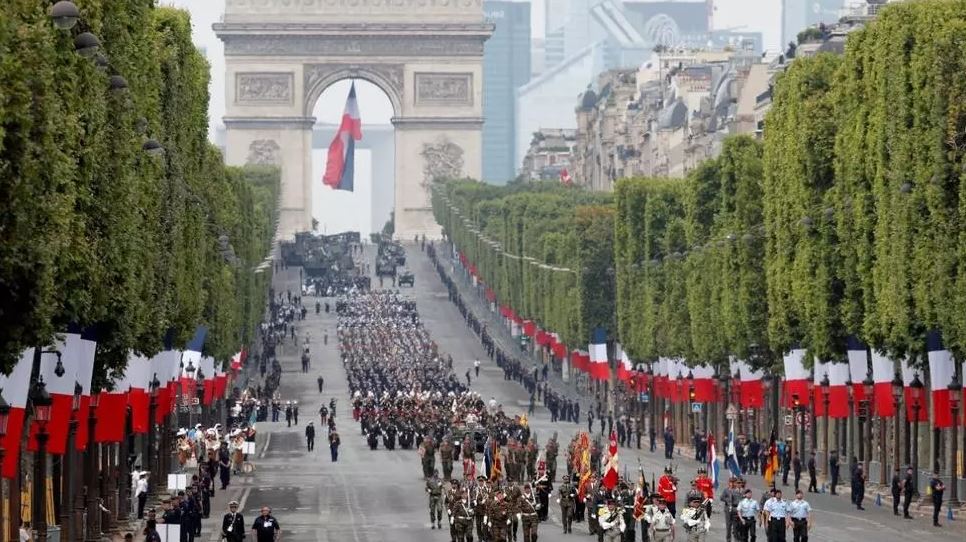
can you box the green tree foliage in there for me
[432,181,612,348]
[0,2,278,378]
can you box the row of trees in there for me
[0,2,278,379]
[435,0,966,370]
[432,181,614,350]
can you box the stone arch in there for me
[302,64,404,119]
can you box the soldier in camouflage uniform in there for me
[518,483,540,542]
[558,474,577,533]
[422,435,437,479]
[507,485,521,542]
[487,489,513,542]
[473,476,490,542]
[545,434,559,482]
[441,438,455,481]
[525,439,538,482]
[448,479,475,542]
[427,470,445,530]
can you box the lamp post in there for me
[85,391,101,542]
[0,390,10,542]
[31,378,53,542]
[195,369,205,427]
[891,372,903,475]
[862,371,874,475]
[647,366,656,447]
[61,383,81,542]
[804,378,813,459]
[687,370,696,437]
[184,360,196,428]
[820,373,830,476]
[719,369,731,441]
[148,374,160,483]
[948,374,960,507]
[676,372,685,439]
[846,380,855,463]
[910,373,923,493]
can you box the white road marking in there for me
[260,432,272,459]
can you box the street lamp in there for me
[719,369,731,439]
[85,390,101,542]
[820,373,830,476]
[196,369,205,426]
[910,373,923,493]
[50,1,80,30]
[62,382,81,542]
[948,373,960,507]
[891,371,903,474]
[30,378,53,542]
[73,32,100,58]
[862,371,874,472]
[142,139,164,156]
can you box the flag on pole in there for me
[323,82,362,191]
[588,328,610,381]
[602,431,619,489]
[764,439,779,487]
[707,434,720,489]
[726,419,742,478]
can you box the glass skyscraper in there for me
[483,1,531,184]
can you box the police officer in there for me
[427,470,445,530]
[762,489,788,542]
[305,421,315,451]
[735,488,759,542]
[221,501,245,542]
[647,497,675,542]
[558,474,577,533]
[806,452,817,493]
[901,466,915,519]
[928,471,945,527]
[787,490,810,542]
[828,450,839,495]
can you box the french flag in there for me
[690,364,716,402]
[323,82,362,192]
[870,351,895,417]
[29,332,96,455]
[900,358,928,422]
[588,328,609,381]
[730,359,764,409]
[846,336,869,406]
[782,348,810,408]
[617,347,633,382]
[1,350,35,478]
[813,359,849,418]
[927,330,957,428]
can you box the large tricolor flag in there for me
[707,434,720,489]
[813,358,850,418]
[617,347,634,382]
[1,350,34,478]
[927,330,957,428]
[690,364,716,402]
[846,336,869,408]
[588,328,609,381]
[602,431,619,490]
[870,351,895,417]
[323,82,362,191]
[29,332,96,455]
[782,348,810,408]
[730,358,764,409]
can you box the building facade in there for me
[781,0,845,49]
[483,1,532,184]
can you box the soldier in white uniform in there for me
[647,497,676,542]
[681,496,711,542]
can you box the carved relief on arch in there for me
[246,139,281,165]
[302,63,404,115]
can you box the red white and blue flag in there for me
[323,82,362,192]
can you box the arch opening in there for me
[311,78,395,239]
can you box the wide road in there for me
[235,242,959,542]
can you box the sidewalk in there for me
[433,243,591,408]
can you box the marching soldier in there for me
[646,497,675,542]
[518,483,540,542]
[449,480,475,542]
[681,496,711,542]
[221,501,245,542]
[598,499,626,542]
[422,436,437,479]
[787,490,811,542]
[535,473,552,521]
[545,434,559,482]
[694,469,714,516]
[735,488,759,542]
[525,438,538,482]
[558,475,577,533]
[488,490,513,542]
[719,476,742,542]
[427,470,445,530]
[507,485,521,541]
[762,488,788,542]
[617,482,636,542]
[441,438,455,481]
[658,466,678,517]
[474,476,490,542]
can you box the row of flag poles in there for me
[0,326,238,480]
[454,243,966,431]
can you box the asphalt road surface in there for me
[230,243,960,542]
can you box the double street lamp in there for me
[820,373,831,476]
[909,373,924,493]
[948,374,961,507]
[891,372,903,475]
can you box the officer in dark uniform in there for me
[221,501,246,542]
[558,475,576,533]
[251,507,281,542]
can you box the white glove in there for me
[556,499,561,504]
[483,516,488,524]
[516,513,522,521]
[449,517,454,525]
[506,519,511,525]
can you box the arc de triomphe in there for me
[215,0,492,240]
